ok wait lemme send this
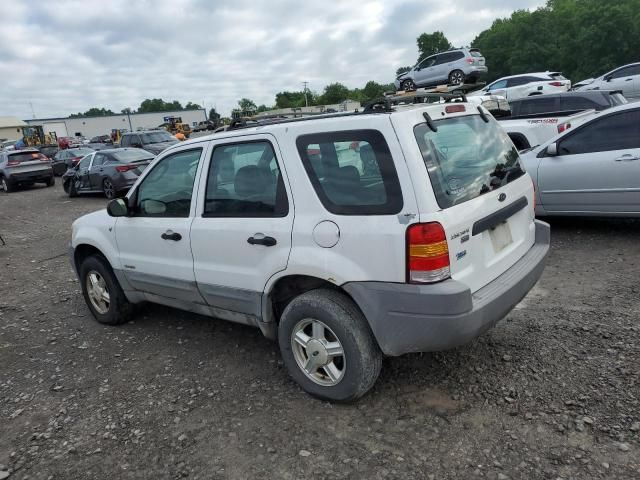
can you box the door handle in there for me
[625,78,633,81]
[614,154,640,162]
[247,235,277,247]
[161,230,182,241]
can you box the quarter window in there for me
[297,130,403,215]
[134,149,202,217]
[203,141,288,217]
[558,110,640,155]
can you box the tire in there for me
[1,176,14,193]
[401,78,416,91]
[45,176,55,187]
[448,69,465,85]
[103,178,115,199]
[79,255,133,325]
[68,179,78,197]
[278,289,382,402]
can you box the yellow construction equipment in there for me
[161,116,191,138]
[21,126,57,148]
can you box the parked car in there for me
[509,90,627,118]
[120,130,178,155]
[470,72,571,102]
[394,48,487,90]
[62,148,154,199]
[69,100,549,401]
[37,145,59,160]
[52,147,95,175]
[575,62,640,99]
[0,140,17,151]
[0,149,54,192]
[192,121,217,132]
[520,103,640,216]
[90,135,113,144]
[57,136,82,149]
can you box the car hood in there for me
[144,141,178,154]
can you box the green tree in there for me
[121,107,134,114]
[395,66,412,76]
[275,91,308,108]
[138,98,184,113]
[416,31,452,61]
[318,82,351,104]
[184,102,202,110]
[208,108,220,122]
[69,107,115,118]
[238,98,257,112]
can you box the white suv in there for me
[69,101,550,402]
[469,72,571,102]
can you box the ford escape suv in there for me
[69,98,549,402]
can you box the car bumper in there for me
[8,169,53,184]
[343,220,550,356]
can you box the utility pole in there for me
[302,81,309,107]
[29,101,36,119]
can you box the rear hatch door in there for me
[394,106,536,293]
[6,151,51,174]
[469,48,485,67]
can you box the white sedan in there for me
[469,72,571,102]
[520,103,640,217]
[575,62,640,100]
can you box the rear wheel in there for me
[103,178,115,199]
[449,70,465,85]
[278,289,382,402]
[79,255,133,325]
[401,78,416,91]
[68,179,79,197]
[1,176,14,193]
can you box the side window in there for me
[451,51,465,61]
[296,130,403,215]
[488,80,507,91]
[610,67,636,79]
[120,135,130,147]
[560,97,596,111]
[77,155,92,170]
[204,141,288,217]
[558,110,640,155]
[419,56,436,69]
[93,154,106,166]
[134,149,202,217]
[434,53,450,65]
[507,77,535,87]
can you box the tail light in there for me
[445,105,466,114]
[548,81,564,87]
[71,157,82,164]
[465,58,474,64]
[406,222,450,284]
[39,154,49,162]
[558,122,571,134]
[115,164,137,172]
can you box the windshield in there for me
[141,132,175,144]
[8,151,47,163]
[112,150,153,162]
[414,115,525,209]
[69,148,95,156]
[469,49,483,57]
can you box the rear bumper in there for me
[343,220,550,356]
[7,168,53,183]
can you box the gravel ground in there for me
[1,182,639,480]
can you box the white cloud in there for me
[0,0,544,119]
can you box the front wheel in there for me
[401,78,416,91]
[0,176,14,193]
[79,255,133,325]
[448,69,465,85]
[278,289,382,402]
[68,179,79,197]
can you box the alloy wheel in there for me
[103,179,115,199]
[86,270,110,315]
[451,71,464,85]
[291,318,346,386]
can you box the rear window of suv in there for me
[414,115,525,209]
[297,130,403,215]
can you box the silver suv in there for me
[395,48,487,91]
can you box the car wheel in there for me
[448,70,465,85]
[68,179,79,197]
[0,176,14,193]
[278,289,382,402]
[401,78,416,91]
[45,177,55,187]
[79,255,133,325]
[103,178,115,199]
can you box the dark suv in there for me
[509,90,627,118]
[120,130,178,155]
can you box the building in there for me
[0,116,28,142]
[24,109,208,139]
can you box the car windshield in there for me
[8,151,46,163]
[414,114,525,209]
[112,150,153,162]
[141,132,174,144]
[550,73,567,80]
[469,49,483,57]
[69,148,95,156]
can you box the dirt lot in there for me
[1,182,639,480]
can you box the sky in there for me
[0,0,545,119]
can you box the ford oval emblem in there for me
[498,193,507,202]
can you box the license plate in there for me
[489,222,513,252]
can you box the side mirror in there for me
[546,142,558,156]
[604,76,612,82]
[107,198,129,217]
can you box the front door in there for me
[607,65,640,98]
[538,108,640,213]
[75,153,94,190]
[88,152,107,190]
[190,136,293,320]
[115,146,206,302]
[414,55,436,86]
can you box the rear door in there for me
[395,107,536,293]
[6,151,51,177]
[190,135,294,318]
[75,153,94,190]
[88,153,107,189]
[607,65,640,98]
[538,108,640,213]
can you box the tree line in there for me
[69,99,203,118]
